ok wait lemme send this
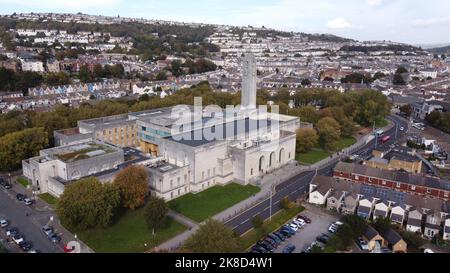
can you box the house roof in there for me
[382,229,404,245]
[311,176,335,196]
[374,209,388,217]
[364,226,380,241]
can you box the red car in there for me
[297,215,312,224]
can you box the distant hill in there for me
[427,45,450,54]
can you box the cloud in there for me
[413,17,450,27]
[327,17,351,29]
[366,0,382,6]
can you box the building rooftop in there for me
[49,142,119,163]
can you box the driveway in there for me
[275,205,339,253]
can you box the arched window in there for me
[259,156,265,172]
[279,148,285,164]
[269,152,276,167]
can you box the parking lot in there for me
[274,205,339,253]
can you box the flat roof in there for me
[52,142,119,163]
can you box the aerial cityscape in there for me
[0,1,450,261]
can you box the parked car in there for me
[24,198,33,206]
[267,234,282,244]
[289,223,299,232]
[257,241,273,252]
[6,227,18,237]
[251,246,267,254]
[328,224,338,233]
[12,234,24,244]
[279,228,293,237]
[282,244,296,254]
[297,215,312,224]
[0,180,12,189]
[49,233,61,244]
[356,237,369,251]
[334,221,344,226]
[19,241,33,252]
[27,249,38,254]
[282,225,296,235]
[16,194,26,202]
[264,238,278,248]
[292,219,306,228]
[273,231,286,241]
[42,225,54,237]
[0,219,9,228]
[316,234,331,244]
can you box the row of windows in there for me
[202,168,216,180]
[141,127,170,137]
[102,125,136,136]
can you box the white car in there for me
[289,223,299,232]
[334,221,344,226]
[328,226,338,233]
[0,219,9,228]
[12,234,24,244]
[292,219,305,227]
[399,127,405,131]
[24,198,33,206]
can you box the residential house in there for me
[444,216,450,241]
[382,228,408,253]
[373,201,390,221]
[357,198,374,220]
[363,225,385,252]
[326,190,345,212]
[390,204,408,225]
[424,211,442,239]
[308,176,334,206]
[341,194,359,215]
[406,209,424,233]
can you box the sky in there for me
[0,0,450,45]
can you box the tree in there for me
[316,117,341,151]
[110,64,125,78]
[373,217,392,233]
[56,177,121,230]
[301,79,311,86]
[44,72,70,86]
[393,73,406,85]
[79,65,92,83]
[184,219,241,253]
[296,128,319,153]
[155,71,167,81]
[281,197,293,209]
[251,215,264,229]
[0,127,48,171]
[425,111,442,127]
[113,165,149,209]
[144,196,169,231]
[395,66,408,74]
[399,104,413,117]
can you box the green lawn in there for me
[240,206,305,251]
[39,193,59,205]
[374,117,389,128]
[77,208,186,253]
[296,137,356,165]
[296,149,330,165]
[16,177,29,188]
[168,183,261,223]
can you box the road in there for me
[0,186,61,253]
[225,115,409,235]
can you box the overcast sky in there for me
[0,0,449,45]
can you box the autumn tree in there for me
[184,219,241,253]
[144,196,169,231]
[296,128,319,153]
[113,165,149,209]
[316,117,341,151]
[56,177,121,230]
[0,127,48,171]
